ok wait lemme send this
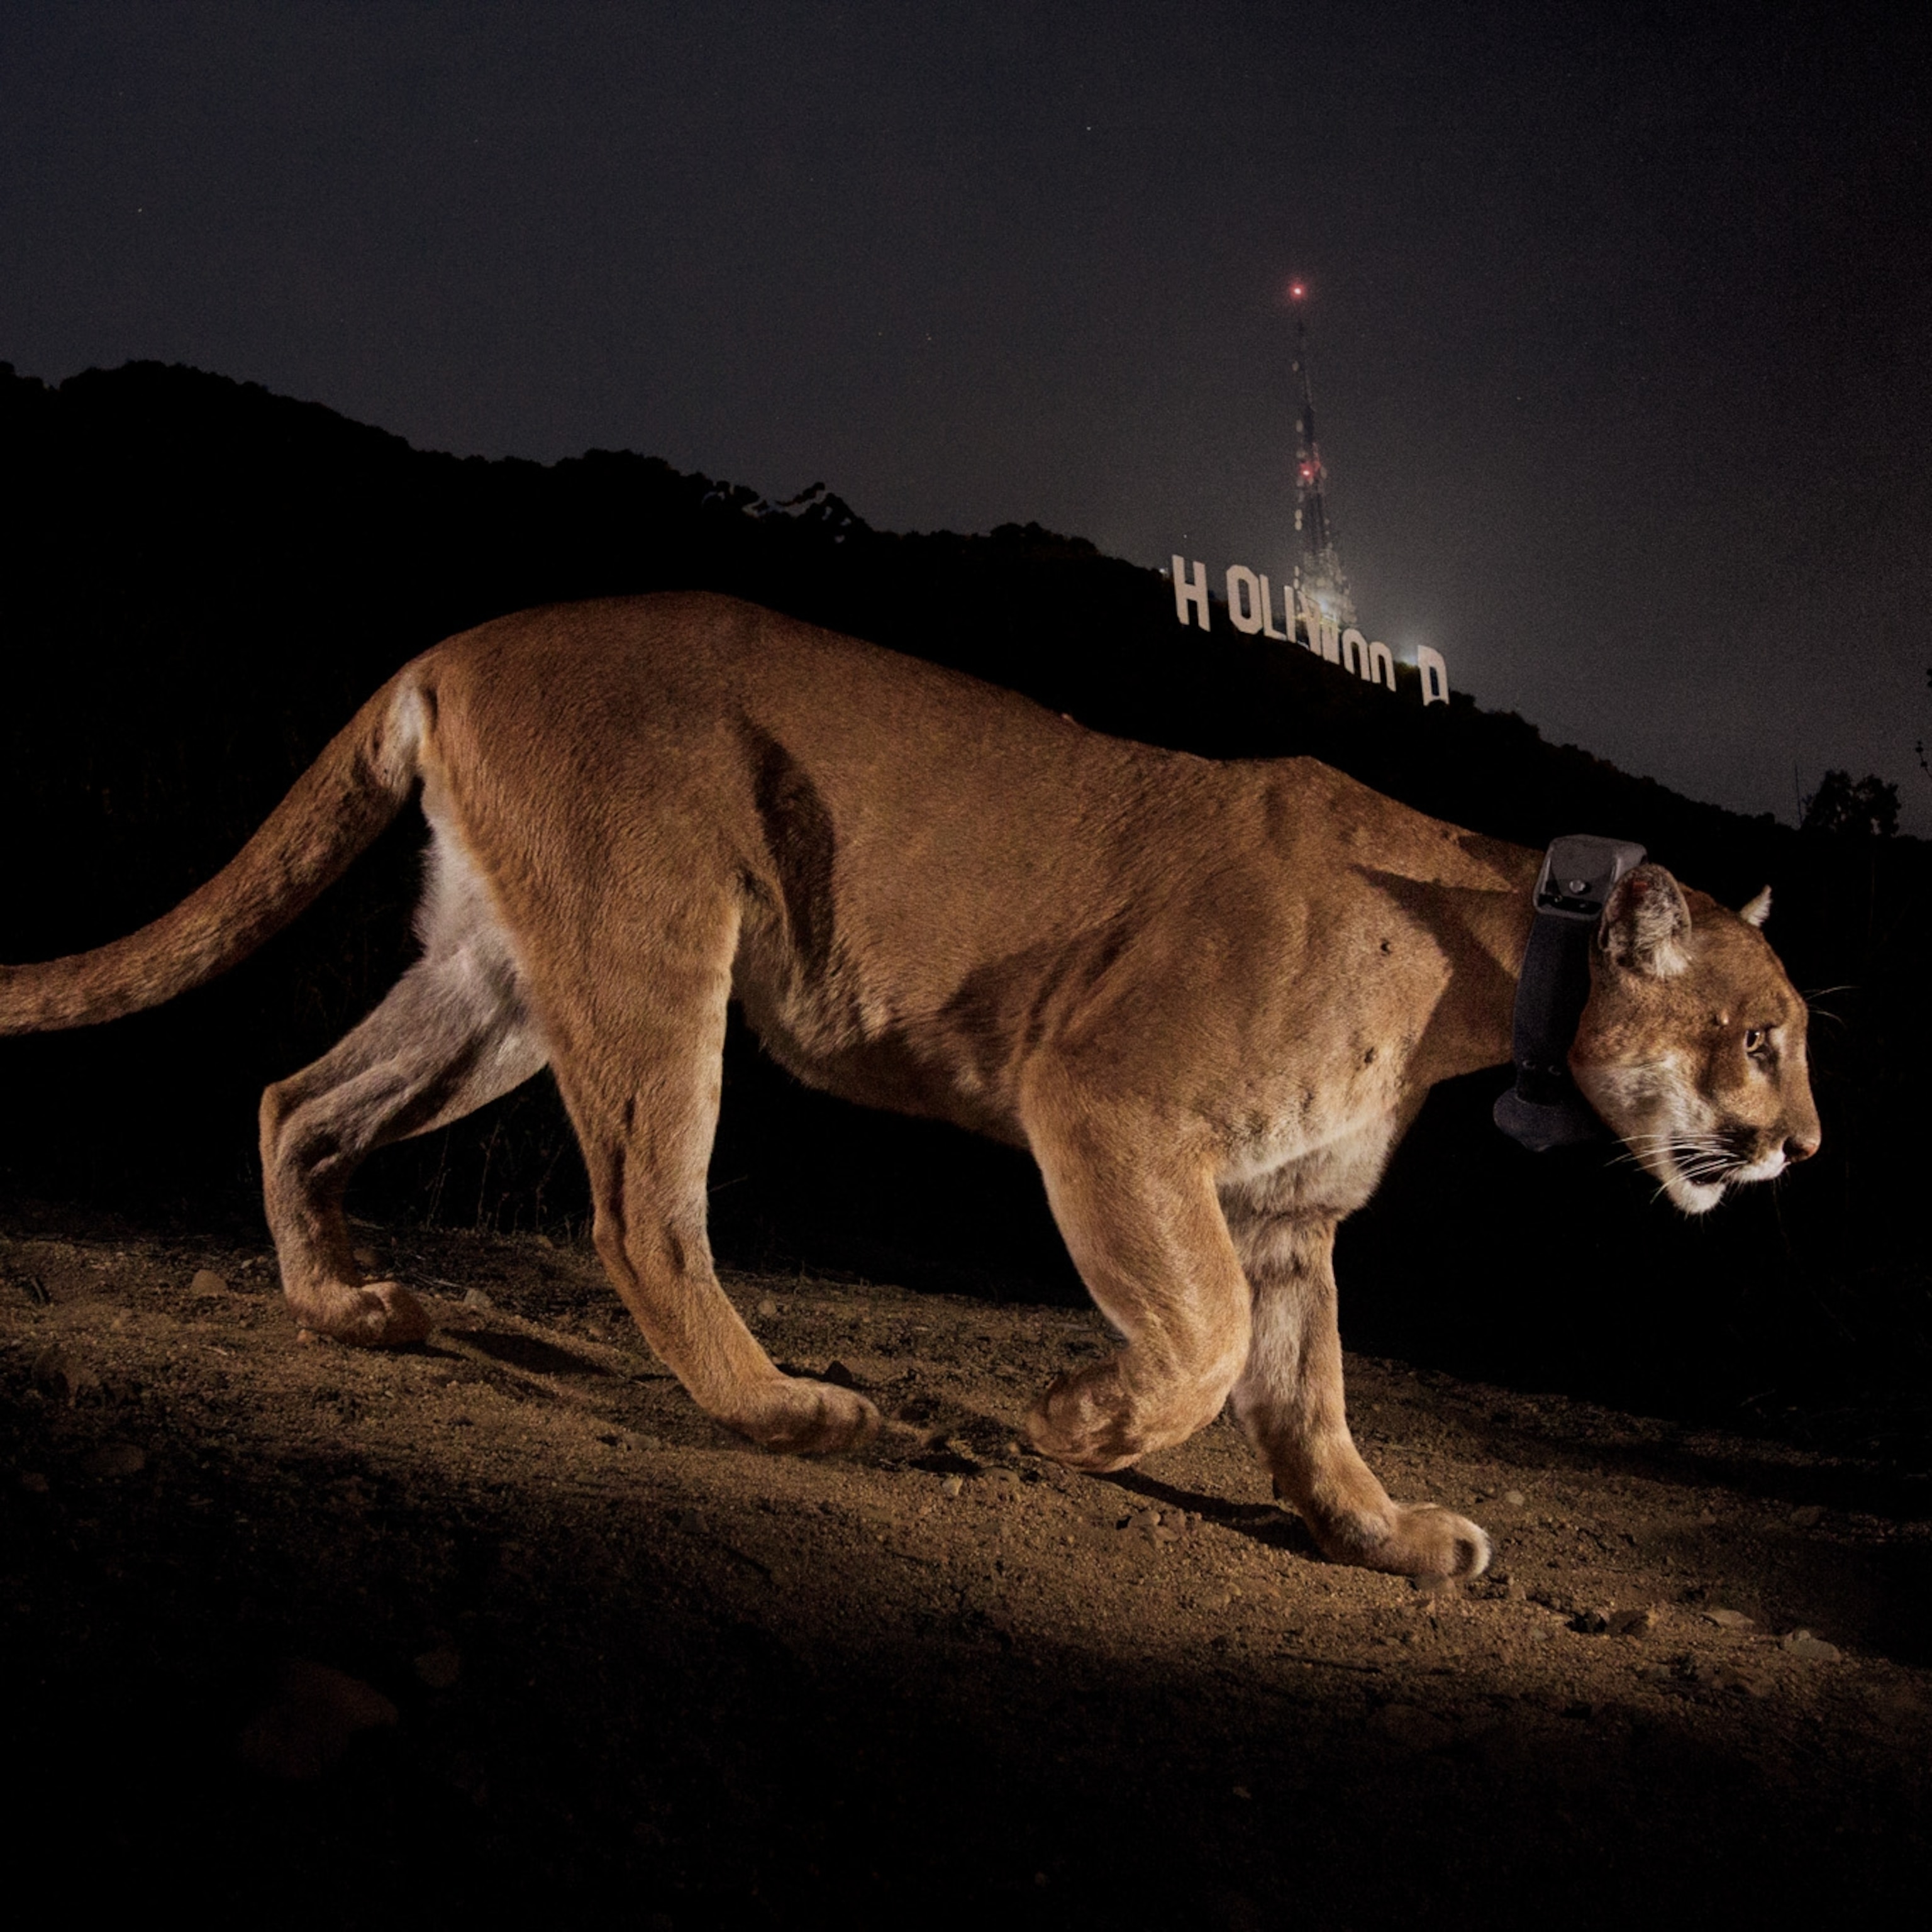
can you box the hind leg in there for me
[259,946,545,1345]
[545,913,878,1455]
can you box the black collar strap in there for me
[1492,835,1647,1152]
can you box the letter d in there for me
[1416,646,1449,706]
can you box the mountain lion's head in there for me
[1570,865,1820,1214]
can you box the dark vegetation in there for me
[3,359,1928,1457]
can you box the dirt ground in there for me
[4,1206,1929,1927]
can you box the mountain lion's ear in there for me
[1599,863,1692,977]
[1738,886,1772,929]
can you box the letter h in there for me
[1171,556,1210,631]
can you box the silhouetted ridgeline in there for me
[4,360,1928,1447]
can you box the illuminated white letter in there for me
[1258,576,1288,641]
[1417,646,1449,706]
[1172,556,1210,630]
[1226,565,1263,635]
[1340,627,1370,678]
[1367,640,1396,691]
[1302,595,1340,665]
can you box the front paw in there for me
[1024,1362,1146,1472]
[1317,1501,1491,1580]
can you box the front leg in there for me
[1020,1076,1252,1472]
[1231,1214,1489,1580]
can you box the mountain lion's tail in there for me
[0,674,423,1034]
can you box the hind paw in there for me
[728,1377,880,1455]
[288,1279,431,1349]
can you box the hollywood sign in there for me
[1169,555,1449,706]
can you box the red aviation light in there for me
[1289,280,1307,301]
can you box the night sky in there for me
[4,4,1928,829]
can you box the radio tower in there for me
[1287,282,1357,631]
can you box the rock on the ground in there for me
[414,1648,462,1690]
[1783,1629,1843,1662]
[80,1441,146,1479]
[236,1660,399,1780]
[31,1345,99,1404]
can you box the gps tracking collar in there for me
[1492,835,1647,1153]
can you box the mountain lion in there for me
[0,594,1819,1579]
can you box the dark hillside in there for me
[3,360,1928,1450]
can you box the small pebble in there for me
[236,1660,399,1780]
[190,1269,228,1297]
[1782,1629,1842,1662]
[1502,1490,1526,1507]
[31,1345,100,1404]
[1868,1684,1926,1724]
[1611,1607,1659,1638]
[462,1287,494,1311]
[1704,1607,1754,1630]
[414,1648,462,1690]
[757,1298,778,1317]
[82,1441,146,1479]
[1788,1504,1824,1528]
[940,1475,963,1498]
[1369,1704,1453,1752]
[1231,1785,1252,1801]
[1683,1657,1767,1696]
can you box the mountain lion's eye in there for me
[1744,1027,1768,1056]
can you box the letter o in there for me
[1225,566,1264,635]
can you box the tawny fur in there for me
[0,594,1822,1578]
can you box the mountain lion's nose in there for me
[1784,1131,1820,1163]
